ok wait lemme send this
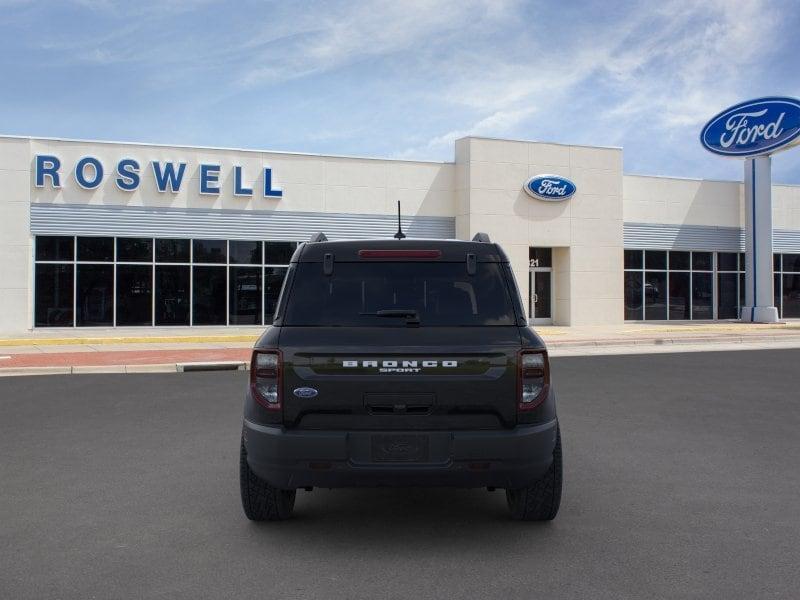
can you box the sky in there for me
[1,0,800,183]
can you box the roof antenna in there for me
[393,200,406,239]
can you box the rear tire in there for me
[239,440,296,521]
[506,426,562,521]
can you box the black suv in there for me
[240,234,562,521]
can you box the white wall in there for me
[458,137,624,325]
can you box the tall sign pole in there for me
[700,97,800,323]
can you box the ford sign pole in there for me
[700,97,800,323]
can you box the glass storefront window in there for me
[529,247,552,269]
[645,250,666,270]
[692,272,713,319]
[192,266,226,325]
[718,253,738,272]
[692,252,712,271]
[783,274,800,318]
[116,265,153,325]
[668,272,690,320]
[33,235,297,328]
[265,242,298,265]
[669,251,689,271]
[230,241,262,265]
[624,250,642,270]
[783,254,800,273]
[193,239,227,264]
[36,236,74,261]
[117,238,153,262]
[76,264,113,326]
[156,239,190,263]
[78,237,114,262]
[35,264,73,326]
[155,265,190,325]
[717,273,739,319]
[624,271,643,320]
[644,271,667,320]
[229,267,262,324]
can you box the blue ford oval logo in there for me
[293,387,318,399]
[700,97,800,157]
[524,174,576,201]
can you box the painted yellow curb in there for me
[0,335,260,347]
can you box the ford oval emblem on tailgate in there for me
[293,387,318,398]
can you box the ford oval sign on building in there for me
[700,96,800,157]
[524,174,576,201]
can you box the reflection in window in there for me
[78,237,114,262]
[229,267,262,325]
[193,239,226,264]
[193,266,226,325]
[264,242,298,265]
[36,236,74,261]
[624,271,642,320]
[155,266,190,325]
[692,272,713,319]
[35,264,74,326]
[668,272,690,320]
[230,241,262,265]
[717,273,739,319]
[644,272,667,320]
[116,265,152,325]
[117,238,153,262]
[77,264,113,326]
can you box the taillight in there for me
[250,349,282,410]
[518,349,549,411]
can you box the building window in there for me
[776,254,800,319]
[624,250,745,321]
[33,236,298,327]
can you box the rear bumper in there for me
[242,419,558,489]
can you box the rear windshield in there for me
[283,262,517,326]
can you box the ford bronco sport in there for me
[240,233,562,521]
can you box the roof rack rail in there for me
[471,232,491,243]
[308,232,328,243]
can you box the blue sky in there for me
[2,0,800,182]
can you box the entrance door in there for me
[529,269,553,325]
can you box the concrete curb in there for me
[0,361,249,377]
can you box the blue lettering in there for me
[115,158,140,191]
[234,166,253,196]
[263,167,282,198]
[75,156,104,189]
[35,155,61,188]
[151,161,187,193]
[200,164,220,194]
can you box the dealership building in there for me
[1,133,799,335]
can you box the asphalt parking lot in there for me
[2,349,800,599]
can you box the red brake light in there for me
[358,249,442,259]
[250,349,282,410]
[518,349,550,411]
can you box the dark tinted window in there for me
[156,239,190,263]
[624,250,642,270]
[284,262,516,326]
[264,242,297,264]
[35,264,73,326]
[116,265,152,325]
[718,253,739,271]
[155,266,190,325]
[692,252,712,271]
[117,238,153,262]
[784,274,800,318]
[645,250,666,270]
[784,254,800,272]
[717,273,739,319]
[644,271,667,320]
[668,272,690,320]
[669,251,689,270]
[192,266,226,324]
[624,271,642,320]
[77,237,113,262]
[692,273,713,319]
[76,264,113,325]
[193,239,226,263]
[229,267,262,324]
[774,253,781,271]
[230,241,262,265]
[36,236,73,261]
